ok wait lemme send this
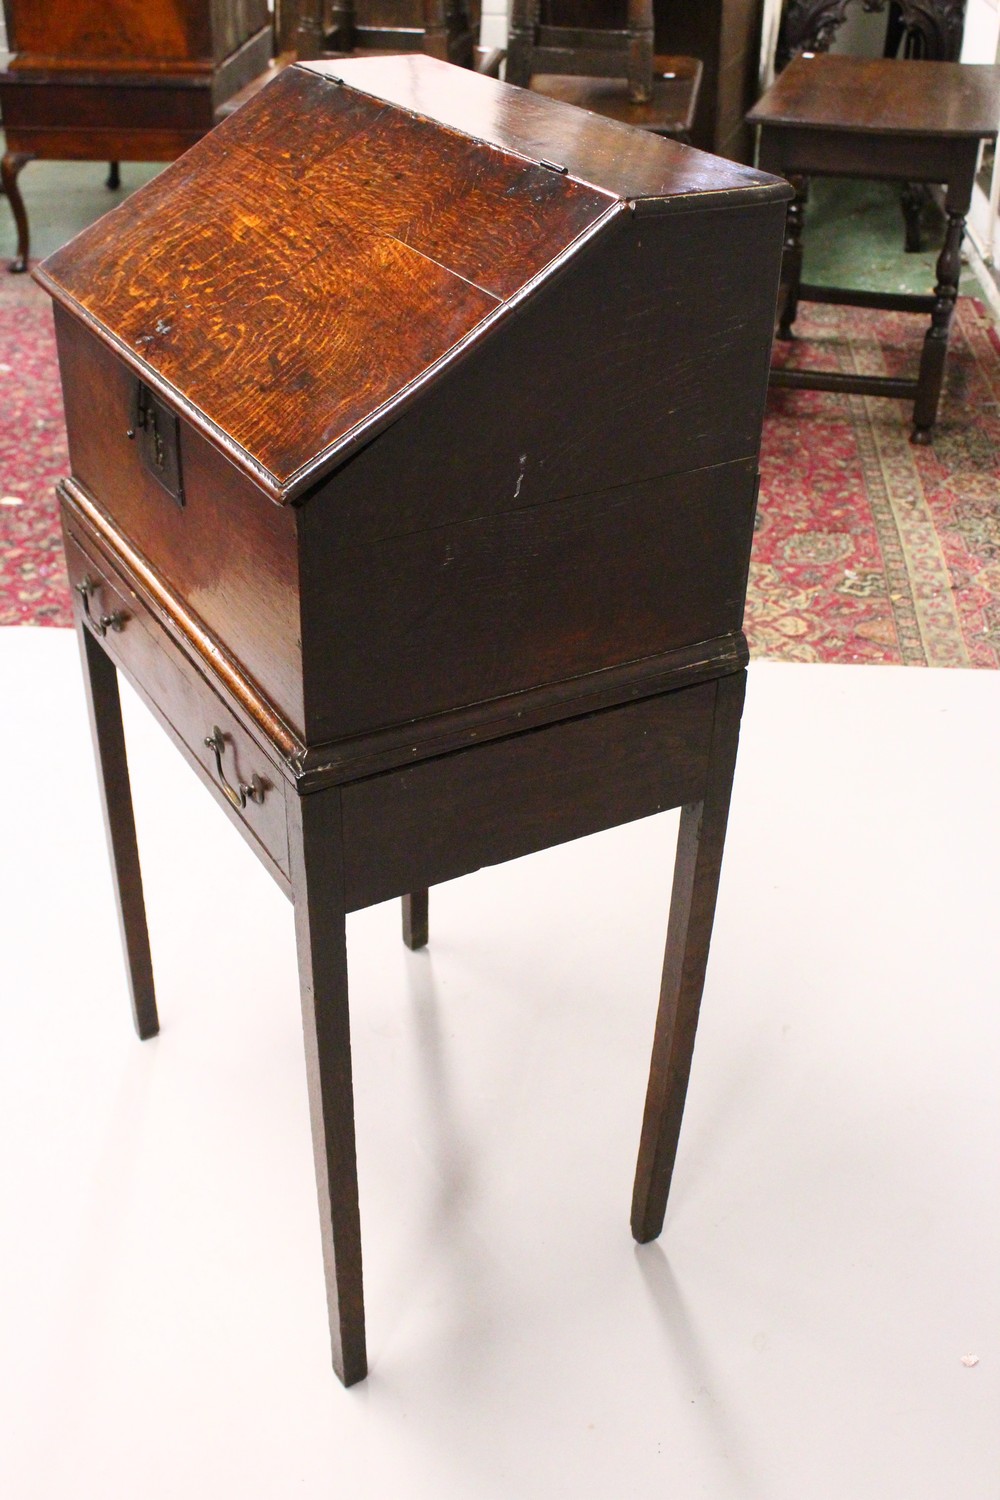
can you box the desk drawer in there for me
[63,516,290,883]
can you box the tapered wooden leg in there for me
[288,786,367,1387]
[2,151,33,273]
[631,671,745,1243]
[912,206,964,444]
[77,624,159,1040]
[401,889,429,950]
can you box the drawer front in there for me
[63,518,290,882]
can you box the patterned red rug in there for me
[2,268,1000,665]
[0,268,71,626]
[756,295,1000,667]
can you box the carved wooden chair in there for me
[506,0,702,144]
[775,0,968,248]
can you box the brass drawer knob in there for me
[75,576,126,637]
[204,726,265,810]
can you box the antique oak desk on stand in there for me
[749,53,1000,443]
[38,56,789,1385]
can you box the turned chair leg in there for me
[912,204,965,444]
[631,672,744,1243]
[2,151,34,273]
[288,786,367,1387]
[777,174,808,342]
[402,889,429,950]
[77,624,159,1040]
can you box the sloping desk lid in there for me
[37,55,786,505]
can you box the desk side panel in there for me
[299,200,782,743]
[54,308,306,739]
[340,682,718,910]
[301,458,758,743]
[303,200,785,544]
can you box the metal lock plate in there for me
[127,379,185,507]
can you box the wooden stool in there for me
[748,53,1000,444]
[507,0,655,102]
[527,54,702,143]
[293,0,477,67]
[506,0,700,142]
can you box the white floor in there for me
[1,628,997,1499]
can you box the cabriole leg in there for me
[2,151,33,273]
[631,671,745,1243]
[288,787,367,1387]
[77,624,159,1040]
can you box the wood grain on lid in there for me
[37,61,617,501]
[312,53,788,208]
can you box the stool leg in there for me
[631,671,744,1244]
[626,0,654,103]
[296,0,329,58]
[912,207,964,445]
[506,0,539,88]
[77,625,159,1040]
[421,0,450,60]
[327,0,355,48]
[2,151,33,274]
[288,787,367,1387]
[402,889,429,950]
[777,175,808,342]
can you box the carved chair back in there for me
[776,1,965,73]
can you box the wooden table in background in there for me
[749,53,1000,443]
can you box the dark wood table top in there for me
[748,54,1000,141]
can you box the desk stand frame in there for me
[77,604,745,1386]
